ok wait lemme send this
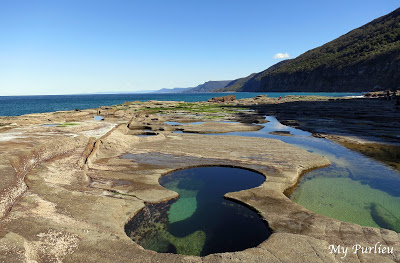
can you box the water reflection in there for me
[203,116,400,231]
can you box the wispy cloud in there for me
[273,53,290,59]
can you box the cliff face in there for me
[220,61,290,92]
[261,50,400,92]
[240,60,291,91]
[222,7,400,92]
[216,73,257,92]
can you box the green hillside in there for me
[183,80,231,93]
[221,7,400,92]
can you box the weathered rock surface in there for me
[0,99,399,262]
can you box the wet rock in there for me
[313,133,326,138]
[269,131,292,136]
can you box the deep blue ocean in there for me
[0,92,362,117]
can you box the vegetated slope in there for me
[216,73,257,92]
[221,7,400,92]
[220,61,291,92]
[183,80,232,93]
[153,87,192,93]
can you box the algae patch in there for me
[162,177,200,223]
[167,197,197,224]
[141,229,206,256]
[57,122,80,127]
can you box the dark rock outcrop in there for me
[208,95,236,102]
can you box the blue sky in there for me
[0,0,399,95]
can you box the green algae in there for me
[167,230,206,256]
[139,228,206,256]
[162,177,200,223]
[140,103,247,115]
[57,122,79,127]
[167,197,197,223]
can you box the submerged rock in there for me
[269,131,292,136]
[370,203,400,232]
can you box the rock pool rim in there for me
[124,165,272,257]
[284,163,331,197]
[157,164,268,183]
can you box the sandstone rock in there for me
[1,98,399,262]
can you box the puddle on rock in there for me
[125,166,272,256]
[165,121,204,126]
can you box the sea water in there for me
[0,92,362,117]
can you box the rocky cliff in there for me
[183,80,232,93]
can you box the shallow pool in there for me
[164,121,204,126]
[94,115,104,121]
[220,116,400,232]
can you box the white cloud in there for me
[273,53,290,59]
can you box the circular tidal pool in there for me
[124,166,272,256]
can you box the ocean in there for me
[0,92,362,117]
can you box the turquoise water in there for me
[0,92,361,117]
[202,117,400,232]
[125,167,272,256]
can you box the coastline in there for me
[0,95,399,262]
[0,92,363,117]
